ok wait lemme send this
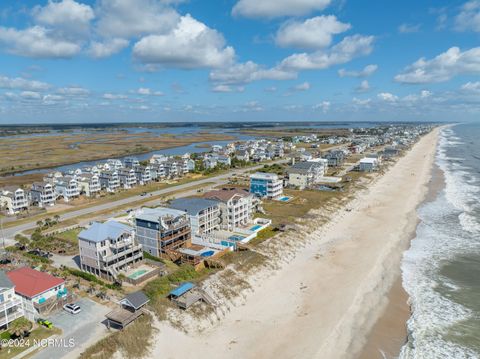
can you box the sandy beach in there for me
[150,128,440,359]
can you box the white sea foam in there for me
[400,125,480,359]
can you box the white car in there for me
[63,303,81,315]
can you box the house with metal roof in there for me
[168,282,215,309]
[249,172,283,199]
[7,267,67,321]
[287,160,327,190]
[134,207,191,261]
[78,221,143,282]
[170,198,221,236]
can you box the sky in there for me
[0,0,479,124]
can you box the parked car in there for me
[63,303,81,314]
[37,318,53,328]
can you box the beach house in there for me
[77,173,101,197]
[78,221,143,281]
[106,159,123,171]
[99,170,120,192]
[29,182,55,208]
[134,166,151,185]
[134,207,191,260]
[183,158,195,172]
[0,187,29,215]
[249,172,283,199]
[54,176,80,202]
[118,168,137,189]
[325,150,346,167]
[7,267,67,321]
[204,188,254,231]
[0,271,24,329]
[170,198,221,236]
[124,157,140,168]
[287,160,327,190]
[359,157,379,172]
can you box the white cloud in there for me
[352,97,371,106]
[20,91,42,100]
[355,80,370,93]
[398,23,421,33]
[275,16,351,49]
[461,81,480,92]
[32,0,94,36]
[0,26,81,58]
[241,101,263,112]
[395,46,480,84]
[57,86,90,96]
[377,92,398,102]
[212,84,244,93]
[88,38,129,58]
[96,0,180,38]
[403,90,432,102]
[313,101,330,112]
[137,87,164,96]
[0,75,51,91]
[42,94,64,104]
[338,64,378,78]
[264,86,277,92]
[454,1,480,32]
[133,15,235,69]
[209,61,296,85]
[103,93,127,99]
[232,0,331,18]
[292,82,311,91]
[280,35,375,71]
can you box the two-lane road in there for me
[2,160,288,243]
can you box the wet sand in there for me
[358,157,446,359]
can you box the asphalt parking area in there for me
[32,297,110,359]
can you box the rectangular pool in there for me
[250,224,262,231]
[128,269,148,279]
[228,235,245,241]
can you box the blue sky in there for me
[0,0,479,123]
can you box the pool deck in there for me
[121,263,158,282]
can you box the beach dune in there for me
[151,129,439,359]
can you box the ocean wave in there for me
[400,125,480,359]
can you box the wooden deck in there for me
[105,308,145,329]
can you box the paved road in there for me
[2,160,287,243]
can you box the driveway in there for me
[32,298,111,359]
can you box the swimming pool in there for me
[128,269,148,279]
[228,235,245,241]
[250,224,262,231]
[278,196,291,202]
[200,250,215,257]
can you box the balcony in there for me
[0,310,24,327]
[0,297,23,312]
[103,244,142,262]
[102,251,143,269]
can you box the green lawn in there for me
[55,227,83,242]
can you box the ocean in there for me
[400,123,480,358]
